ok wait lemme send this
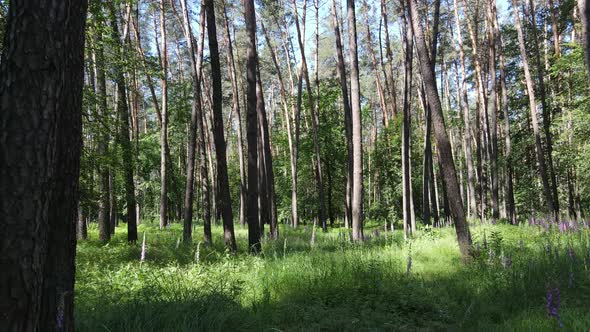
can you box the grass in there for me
[75,220,590,331]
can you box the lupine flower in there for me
[546,285,562,328]
[488,248,495,263]
[140,232,146,264]
[373,229,380,238]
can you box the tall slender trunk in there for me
[401,5,414,237]
[381,0,398,119]
[453,0,477,219]
[244,0,261,253]
[204,0,237,252]
[528,0,559,218]
[77,203,87,240]
[348,0,364,241]
[292,0,326,229]
[260,19,299,229]
[331,0,353,229]
[486,0,499,222]
[180,0,205,242]
[223,2,247,228]
[94,28,111,242]
[512,0,555,217]
[408,0,472,257]
[159,0,169,229]
[492,0,516,224]
[109,3,137,242]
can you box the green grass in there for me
[75,221,590,331]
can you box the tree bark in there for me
[244,0,261,253]
[408,0,472,257]
[180,0,206,243]
[0,1,87,330]
[331,0,353,229]
[159,0,169,229]
[110,2,138,242]
[292,0,327,230]
[401,5,414,237]
[348,0,364,241]
[512,0,555,217]
[205,0,237,252]
[223,2,247,228]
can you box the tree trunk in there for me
[486,0,500,222]
[204,0,237,252]
[222,2,247,228]
[94,20,111,242]
[159,0,169,229]
[453,0,477,220]
[292,0,327,230]
[331,0,353,230]
[180,0,206,243]
[401,6,414,237]
[77,204,87,241]
[0,1,87,330]
[348,0,364,241]
[408,0,472,257]
[492,0,516,224]
[244,0,261,253]
[512,0,555,217]
[110,2,138,242]
[260,18,299,229]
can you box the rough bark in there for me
[0,1,88,330]
[205,0,237,252]
[348,0,364,241]
[244,0,261,253]
[408,0,472,257]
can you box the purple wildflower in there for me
[373,229,380,238]
[406,254,412,276]
[502,255,512,269]
[546,285,562,328]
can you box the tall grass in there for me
[75,221,590,331]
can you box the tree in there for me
[159,0,169,229]
[407,0,472,257]
[0,0,88,329]
[347,0,364,241]
[512,0,555,218]
[244,0,261,253]
[205,0,237,252]
[109,2,138,243]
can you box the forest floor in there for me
[75,219,590,331]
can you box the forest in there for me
[1,0,590,330]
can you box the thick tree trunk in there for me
[408,0,471,257]
[348,0,364,241]
[0,1,87,330]
[205,0,237,252]
[244,0,261,253]
[110,2,138,242]
[512,0,555,217]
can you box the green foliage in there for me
[76,222,590,331]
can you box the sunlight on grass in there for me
[75,221,590,331]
